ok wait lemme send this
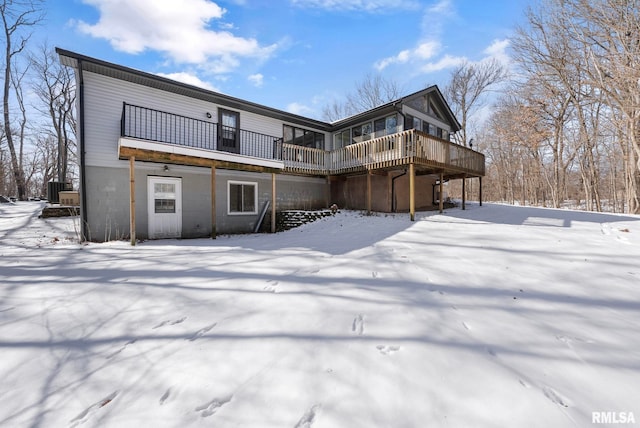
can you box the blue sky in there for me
[41,0,530,120]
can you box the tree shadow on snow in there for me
[430,202,640,228]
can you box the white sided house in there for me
[57,48,485,242]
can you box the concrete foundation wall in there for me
[83,165,327,241]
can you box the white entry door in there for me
[148,176,182,239]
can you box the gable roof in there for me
[330,85,461,132]
[56,48,460,133]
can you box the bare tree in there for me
[561,0,640,213]
[445,58,508,147]
[30,43,76,183]
[322,73,402,121]
[0,0,44,200]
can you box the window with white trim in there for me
[228,181,258,215]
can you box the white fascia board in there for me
[119,137,285,170]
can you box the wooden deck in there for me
[120,104,484,179]
[283,129,484,178]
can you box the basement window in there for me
[228,181,257,215]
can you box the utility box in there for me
[59,191,80,206]
[48,181,73,203]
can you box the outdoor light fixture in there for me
[163,165,169,172]
[206,112,212,119]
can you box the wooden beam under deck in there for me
[367,170,372,215]
[119,146,282,174]
[323,159,482,182]
[129,156,136,246]
[211,165,216,239]
[439,172,444,213]
[409,162,415,221]
[462,174,466,210]
[271,173,277,233]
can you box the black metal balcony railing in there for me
[121,103,283,161]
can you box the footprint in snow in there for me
[264,280,279,293]
[352,314,365,335]
[152,317,186,329]
[462,322,471,331]
[519,379,531,388]
[542,386,569,407]
[188,323,217,341]
[294,404,320,428]
[106,339,137,359]
[69,391,118,427]
[195,395,232,417]
[556,335,594,346]
[376,345,401,355]
[159,388,171,405]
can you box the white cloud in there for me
[427,0,453,14]
[77,0,277,72]
[420,54,466,73]
[290,0,419,12]
[287,102,315,116]
[248,73,264,87]
[156,72,220,92]
[414,41,440,59]
[375,41,439,71]
[483,38,511,66]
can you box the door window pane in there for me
[155,199,176,213]
[222,112,237,128]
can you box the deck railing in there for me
[121,104,484,176]
[121,103,283,161]
[283,130,485,176]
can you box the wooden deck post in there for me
[129,156,136,246]
[462,175,466,210]
[211,164,216,239]
[479,176,483,206]
[367,170,372,215]
[439,172,444,213]
[409,162,415,221]
[271,172,277,233]
[325,175,331,208]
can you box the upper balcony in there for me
[119,103,485,178]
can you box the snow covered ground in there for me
[1,201,639,427]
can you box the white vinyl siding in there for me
[81,72,329,168]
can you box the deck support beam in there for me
[479,176,483,206]
[129,156,136,246]
[409,162,415,221]
[439,172,444,213]
[462,175,466,210]
[271,172,277,233]
[367,170,372,215]
[211,165,216,238]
